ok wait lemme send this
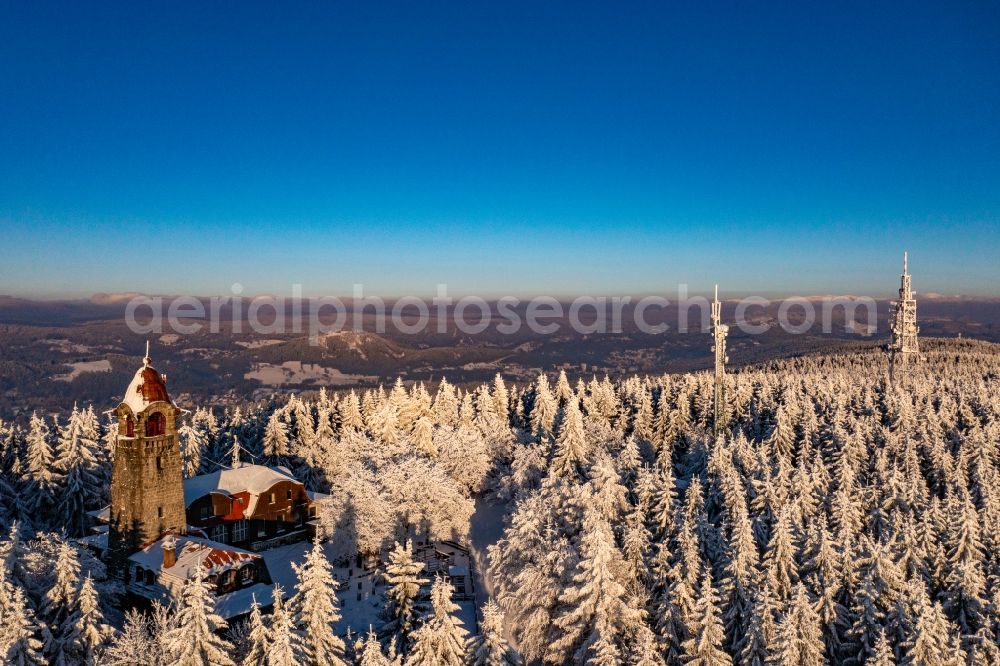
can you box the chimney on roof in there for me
[162,534,178,568]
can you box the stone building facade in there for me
[107,347,187,562]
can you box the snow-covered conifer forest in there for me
[0,337,998,664]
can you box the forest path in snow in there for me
[468,496,513,610]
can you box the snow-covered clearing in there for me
[42,338,98,354]
[52,359,112,381]
[245,361,376,386]
[235,339,285,349]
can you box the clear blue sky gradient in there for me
[1,1,998,298]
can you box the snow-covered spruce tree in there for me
[266,585,305,666]
[178,414,208,478]
[162,564,235,666]
[412,416,436,456]
[0,574,45,665]
[263,411,291,462]
[290,537,347,665]
[41,536,82,662]
[21,412,58,525]
[405,575,468,666]
[63,573,113,665]
[469,600,520,666]
[868,630,895,666]
[941,491,986,638]
[681,571,732,666]
[549,507,643,663]
[241,595,269,666]
[529,374,559,441]
[767,583,824,666]
[54,406,104,537]
[358,628,392,666]
[763,505,800,606]
[382,541,429,650]
[550,396,588,481]
[903,592,956,666]
[103,609,159,666]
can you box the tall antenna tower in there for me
[711,285,729,433]
[888,251,920,382]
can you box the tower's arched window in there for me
[125,415,135,438]
[146,412,165,437]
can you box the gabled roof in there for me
[129,534,260,581]
[183,463,301,516]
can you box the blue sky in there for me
[1,1,998,298]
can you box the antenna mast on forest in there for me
[888,251,920,382]
[711,284,729,434]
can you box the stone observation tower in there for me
[107,343,187,564]
[888,252,920,382]
[711,285,729,433]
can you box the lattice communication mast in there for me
[888,251,920,382]
[711,284,729,433]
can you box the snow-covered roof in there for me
[77,532,108,551]
[213,582,286,619]
[121,363,173,414]
[306,489,332,503]
[129,534,261,581]
[183,463,301,515]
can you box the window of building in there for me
[211,524,226,543]
[146,412,165,437]
[135,565,144,583]
[269,492,276,504]
[145,570,154,585]
[125,416,135,437]
[200,506,209,520]
[240,564,256,584]
[286,488,292,500]
[156,456,162,470]
[233,520,247,542]
[257,524,266,537]
[309,506,317,518]
[157,506,163,518]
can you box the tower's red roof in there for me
[136,366,170,403]
[122,361,173,413]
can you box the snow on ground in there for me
[235,339,285,349]
[53,359,112,381]
[468,496,519,648]
[214,498,509,636]
[245,361,376,387]
[468,497,512,607]
[41,338,99,354]
[254,539,478,637]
